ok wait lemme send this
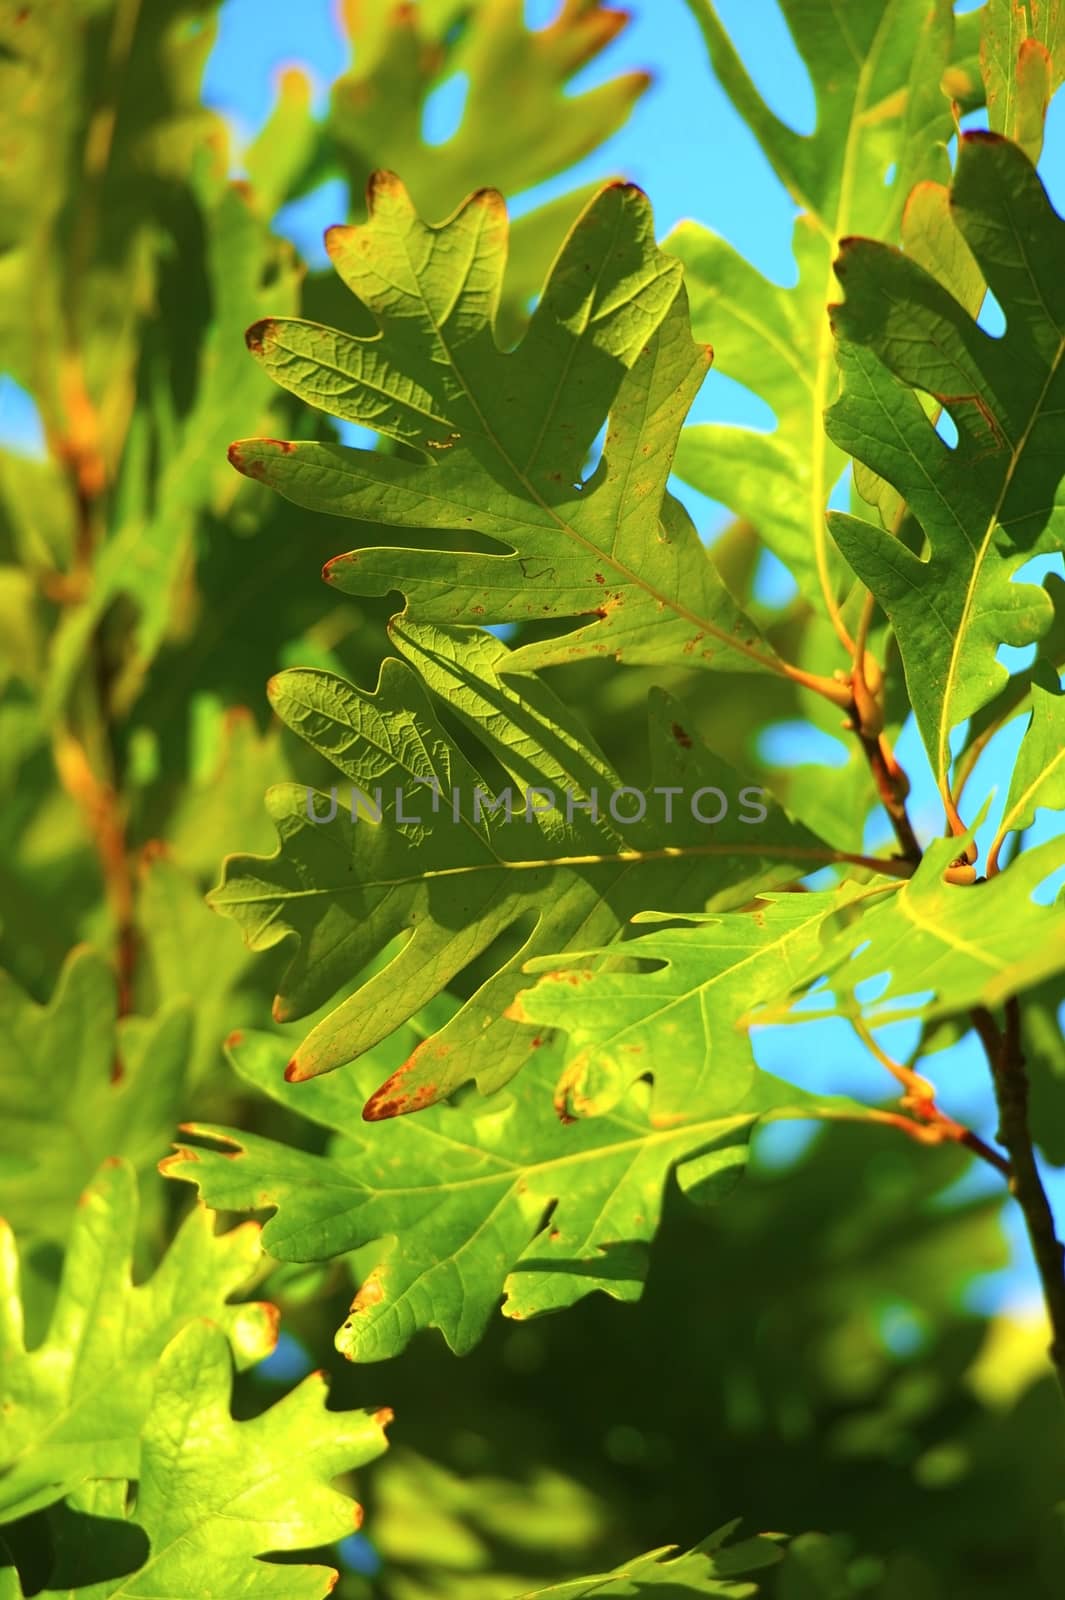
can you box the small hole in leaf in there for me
[936,410,959,449]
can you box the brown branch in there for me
[975,1000,1065,1397]
[857,727,922,864]
[831,591,924,868]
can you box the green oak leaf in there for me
[981,0,1065,162]
[747,836,1065,1028]
[952,570,1065,794]
[514,882,882,1121]
[0,948,189,1245]
[0,1159,275,1522]
[294,1,651,347]
[19,1322,389,1599]
[508,1520,783,1597]
[324,0,647,224]
[671,0,958,595]
[987,671,1065,872]
[227,175,802,688]
[209,619,879,1114]
[163,1027,870,1362]
[368,1446,610,1596]
[825,133,1065,783]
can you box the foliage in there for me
[1,1,1064,1597]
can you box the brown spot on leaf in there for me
[542,968,592,987]
[670,721,692,749]
[244,320,269,355]
[350,1270,386,1314]
[594,572,605,584]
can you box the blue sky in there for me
[2,2,1063,1321]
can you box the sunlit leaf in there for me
[826,134,1065,783]
[0,1159,274,1521]
[163,1027,867,1361]
[209,620,866,1111]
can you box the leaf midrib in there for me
[217,841,906,907]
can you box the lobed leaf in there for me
[746,836,1065,1028]
[513,882,885,1120]
[507,1520,783,1596]
[228,175,796,687]
[13,1322,388,1599]
[672,0,958,597]
[826,133,1065,782]
[163,1027,870,1362]
[987,671,1065,871]
[981,0,1065,162]
[209,619,873,1114]
[0,1159,274,1522]
[0,949,189,1245]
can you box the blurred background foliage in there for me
[0,1,1063,1595]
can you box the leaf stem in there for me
[781,661,855,707]
[852,1019,1012,1180]
[974,1000,1065,1398]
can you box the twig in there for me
[839,596,923,866]
[852,1019,1012,1179]
[974,1000,1065,1398]
[858,728,922,864]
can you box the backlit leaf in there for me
[163,1027,867,1361]
[229,176,798,688]
[826,134,1065,782]
[209,620,870,1112]
[0,1159,274,1521]
[748,836,1065,1028]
